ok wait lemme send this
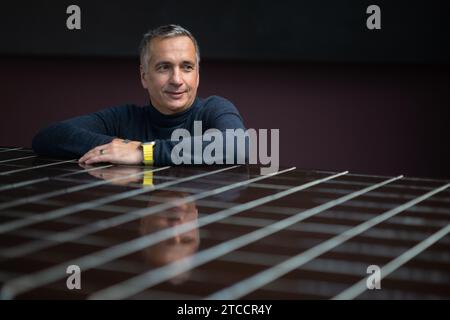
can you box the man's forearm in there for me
[32,122,115,158]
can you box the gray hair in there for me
[139,24,200,72]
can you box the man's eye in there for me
[183,65,194,71]
[157,65,169,71]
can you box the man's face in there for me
[140,36,199,115]
[140,191,200,269]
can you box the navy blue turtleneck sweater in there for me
[32,96,246,165]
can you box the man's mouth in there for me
[165,91,185,99]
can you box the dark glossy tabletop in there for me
[0,147,449,299]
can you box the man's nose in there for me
[173,234,182,244]
[170,68,183,85]
[167,231,182,244]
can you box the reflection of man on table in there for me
[140,190,199,284]
[82,164,248,284]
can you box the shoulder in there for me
[198,95,241,117]
[195,96,245,129]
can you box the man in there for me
[32,24,246,166]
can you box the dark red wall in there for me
[1,56,449,179]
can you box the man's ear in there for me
[196,67,200,87]
[140,64,148,89]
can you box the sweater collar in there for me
[147,97,201,127]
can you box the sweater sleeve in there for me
[154,97,248,165]
[32,106,128,158]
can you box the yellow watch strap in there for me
[142,170,153,186]
[142,142,155,166]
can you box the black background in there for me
[0,0,448,63]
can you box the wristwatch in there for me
[141,141,155,165]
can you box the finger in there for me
[79,143,111,162]
[79,151,96,163]
[80,149,106,163]
[79,148,99,162]
[84,154,111,165]
[79,153,90,163]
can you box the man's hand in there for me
[78,139,143,165]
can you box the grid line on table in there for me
[0,168,342,258]
[0,164,115,192]
[5,187,445,232]
[1,191,447,242]
[131,271,437,300]
[217,215,450,242]
[0,159,78,176]
[127,183,449,208]
[348,172,450,183]
[304,187,448,201]
[137,192,450,233]
[0,177,50,192]
[2,235,447,298]
[4,196,447,253]
[0,166,301,299]
[5,171,428,256]
[401,176,450,183]
[195,199,450,227]
[329,179,447,192]
[204,181,449,299]
[216,250,450,285]
[0,165,288,260]
[173,268,342,299]
[1,154,448,299]
[3,226,447,297]
[200,225,450,264]
[86,173,399,299]
[189,195,450,220]
[79,170,447,192]
[333,224,450,300]
[0,271,20,282]
[9,228,115,248]
[0,165,239,239]
[2,211,448,265]
[0,148,23,153]
[0,155,37,164]
[0,209,134,237]
[339,209,450,227]
[0,165,171,213]
[328,199,450,213]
